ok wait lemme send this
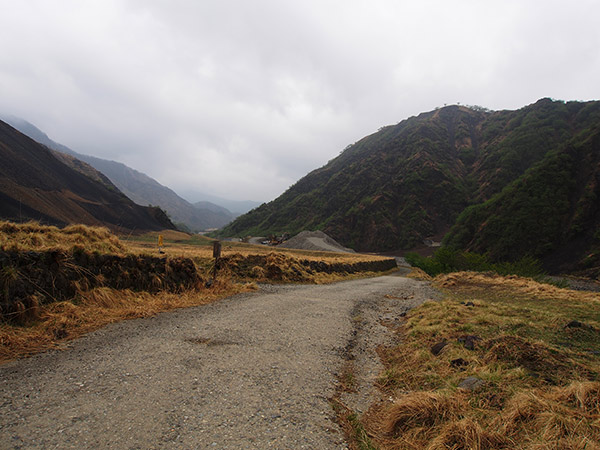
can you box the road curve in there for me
[0,274,436,449]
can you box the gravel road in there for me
[0,274,438,449]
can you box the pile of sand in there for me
[278,230,355,253]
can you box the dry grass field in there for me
[123,230,387,264]
[362,271,600,450]
[0,221,127,254]
[0,223,257,362]
[123,230,396,284]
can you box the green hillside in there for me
[220,99,600,274]
[445,121,600,276]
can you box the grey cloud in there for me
[1,0,599,201]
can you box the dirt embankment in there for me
[0,249,202,321]
[221,252,397,282]
[1,248,397,321]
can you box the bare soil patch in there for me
[278,230,355,253]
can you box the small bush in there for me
[406,247,544,278]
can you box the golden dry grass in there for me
[381,391,462,435]
[214,251,396,285]
[437,271,600,306]
[0,220,126,254]
[367,271,600,450]
[404,267,433,281]
[124,230,389,264]
[0,220,390,276]
[428,417,509,450]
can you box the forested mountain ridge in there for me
[220,98,600,274]
[445,120,600,275]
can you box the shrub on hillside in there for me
[405,247,543,278]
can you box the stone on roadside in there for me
[458,335,481,350]
[458,376,486,391]
[430,341,447,355]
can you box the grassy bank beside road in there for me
[364,271,600,450]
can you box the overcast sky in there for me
[1,0,599,203]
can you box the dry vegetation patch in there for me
[124,232,397,284]
[219,252,398,284]
[0,220,126,253]
[366,271,600,449]
[124,232,389,263]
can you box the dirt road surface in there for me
[0,274,438,449]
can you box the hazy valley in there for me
[2,116,260,232]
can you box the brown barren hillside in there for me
[0,120,174,232]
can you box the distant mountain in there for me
[0,120,174,232]
[2,117,235,231]
[179,190,262,215]
[68,155,236,231]
[220,99,600,276]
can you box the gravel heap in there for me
[278,230,355,253]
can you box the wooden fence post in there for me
[212,241,222,281]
